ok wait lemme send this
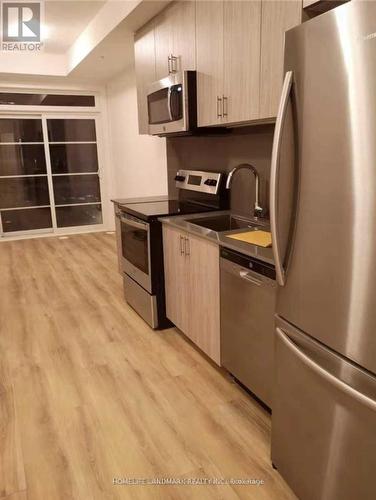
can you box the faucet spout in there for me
[226,163,264,218]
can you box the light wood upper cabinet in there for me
[162,224,220,365]
[223,0,261,123]
[196,0,262,126]
[134,21,156,135]
[155,0,196,80]
[196,1,224,127]
[154,8,171,80]
[260,1,302,119]
[170,0,196,73]
[196,0,302,126]
[135,1,196,133]
[134,0,303,132]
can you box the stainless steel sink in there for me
[186,214,266,232]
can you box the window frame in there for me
[0,93,109,238]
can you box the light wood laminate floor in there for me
[0,232,295,500]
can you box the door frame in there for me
[0,105,111,239]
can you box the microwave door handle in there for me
[120,216,148,231]
[167,87,173,121]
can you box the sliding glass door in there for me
[0,118,53,234]
[47,118,102,228]
[0,115,104,237]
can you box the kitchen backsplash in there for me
[166,124,274,217]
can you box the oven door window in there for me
[147,85,183,125]
[121,222,149,274]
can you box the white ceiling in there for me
[68,22,134,82]
[43,1,106,53]
[0,0,171,82]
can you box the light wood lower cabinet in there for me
[163,224,190,334]
[163,224,220,365]
[188,231,221,365]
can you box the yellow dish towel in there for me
[226,230,272,248]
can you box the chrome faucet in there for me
[226,163,264,218]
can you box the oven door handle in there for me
[120,216,148,231]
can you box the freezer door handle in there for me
[270,71,293,286]
[277,327,376,412]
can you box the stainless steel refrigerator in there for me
[270,2,376,499]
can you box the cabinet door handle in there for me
[180,235,185,255]
[217,96,222,118]
[185,237,190,256]
[223,95,228,117]
[168,54,178,74]
[172,55,178,73]
[167,54,172,75]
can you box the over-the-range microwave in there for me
[146,71,197,136]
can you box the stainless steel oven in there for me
[112,169,227,329]
[117,212,152,293]
[146,71,196,136]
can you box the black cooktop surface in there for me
[121,199,217,221]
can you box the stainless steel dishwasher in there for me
[220,247,277,408]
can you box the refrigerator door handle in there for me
[270,70,294,286]
[277,328,376,412]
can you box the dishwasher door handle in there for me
[239,270,263,286]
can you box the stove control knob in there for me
[175,175,186,182]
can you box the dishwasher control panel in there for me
[220,248,276,280]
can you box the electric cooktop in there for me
[121,199,217,222]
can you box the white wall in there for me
[105,65,168,204]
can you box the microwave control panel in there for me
[175,170,222,195]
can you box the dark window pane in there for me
[1,207,52,232]
[56,204,102,227]
[0,144,46,176]
[0,177,50,209]
[49,144,98,174]
[47,119,97,142]
[0,93,95,107]
[53,174,101,205]
[0,119,43,143]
